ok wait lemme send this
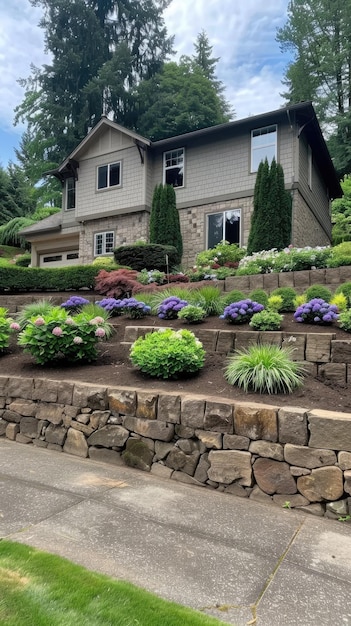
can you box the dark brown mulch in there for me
[1,313,350,414]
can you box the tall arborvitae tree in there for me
[15,0,174,171]
[149,184,183,257]
[247,159,291,254]
[277,0,351,175]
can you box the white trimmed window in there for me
[66,177,75,210]
[251,125,277,172]
[207,209,241,249]
[97,162,121,190]
[94,231,115,256]
[163,148,184,187]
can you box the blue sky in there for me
[0,0,291,168]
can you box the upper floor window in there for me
[66,177,75,210]
[251,125,277,172]
[163,148,184,187]
[94,231,115,256]
[97,162,121,190]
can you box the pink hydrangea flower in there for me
[93,316,105,324]
[34,317,45,326]
[73,336,83,344]
[52,326,63,337]
[66,317,74,325]
[95,327,105,338]
[10,322,20,331]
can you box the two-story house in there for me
[21,101,342,268]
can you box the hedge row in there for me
[0,265,100,292]
[113,244,180,271]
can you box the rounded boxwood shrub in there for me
[249,289,269,307]
[335,282,351,306]
[130,328,205,379]
[305,284,332,303]
[270,287,297,312]
[221,290,246,308]
[249,309,283,331]
[178,305,207,323]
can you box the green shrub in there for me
[330,292,348,312]
[224,344,304,394]
[249,310,283,331]
[293,294,306,308]
[14,253,31,267]
[249,289,269,307]
[178,305,207,323]
[270,287,297,312]
[305,284,332,302]
[335,282,351,306]
[267,294,283,312]
[328,242,351,267]
[221,290,246,308]
[114,244,180,272]
[189,285,223,316]
[0,265,99,292]
[130,328,205,379]
[0,308,17,351]
[195,242,245,267]
[137,269,166,285]
[338,310,351,333]
[18,306,113,365]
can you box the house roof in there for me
[19,211,62,236]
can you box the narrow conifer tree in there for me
[149,184,183,257]
[149,183,162,243]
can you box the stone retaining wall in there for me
[1,375,351,521]
[123,326,351,385]
[225,265,351,294]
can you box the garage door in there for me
[39,251,80,268]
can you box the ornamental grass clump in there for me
[220,299,264,324]
[130,328,205,379]
[294,298,338,325]
[224,344,304,394]
[157,296,188,319]
[18,306,112,365]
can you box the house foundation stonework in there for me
[20,102,341,268]
[1,375,351,522]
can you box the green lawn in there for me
[0,540,228,626]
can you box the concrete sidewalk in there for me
[1,438,351,626]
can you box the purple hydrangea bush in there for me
[96,298,125,316]
[97,297,150,318]
[294,298,339,325]
[61,296,90,312]
[157,296,188,320]
[220,299,264,324]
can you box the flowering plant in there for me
[0,307,18,351]
[120,298,151,319]
[18,306,112,364]
[130,328,205,378]
[220,299,264,324]
[61,296,90,313]
[293,299,339,325]
[157,296,188,319]
[96,298,124,316]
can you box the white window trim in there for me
[94,231,115,256]
[206,208,242,249]
[97,161,122,191]
[163,147,185,188]
[250,125,277,173]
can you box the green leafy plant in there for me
[18,306,113,365]
[195,242,245,267]
[267,294,283,311]
[282,501,291,509]
[338,309,351,333]
[220,289,246,309]
[249,289,269,307]
[137,268,166,285]
[330,292,348,312]
[305,284,332,303]
[335,282,351,306]
[178,305,207,323]
[0,308,17,351]
[249,309,283,331]
[224,344,304,394]
[16,299,56,329]
[270,287,297,312]
[130,328,205,379]
[293,294,307,308]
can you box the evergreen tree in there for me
[149,183,163,243]
[148,184,183,257]
[277,0,351,175]
[247,159,291,254]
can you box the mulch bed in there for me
[1,313,350,414]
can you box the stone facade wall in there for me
[1,376,350,522]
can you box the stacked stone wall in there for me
[1,376,351,522]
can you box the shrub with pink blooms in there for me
[0,307,18,352]
[17,305,112,365]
